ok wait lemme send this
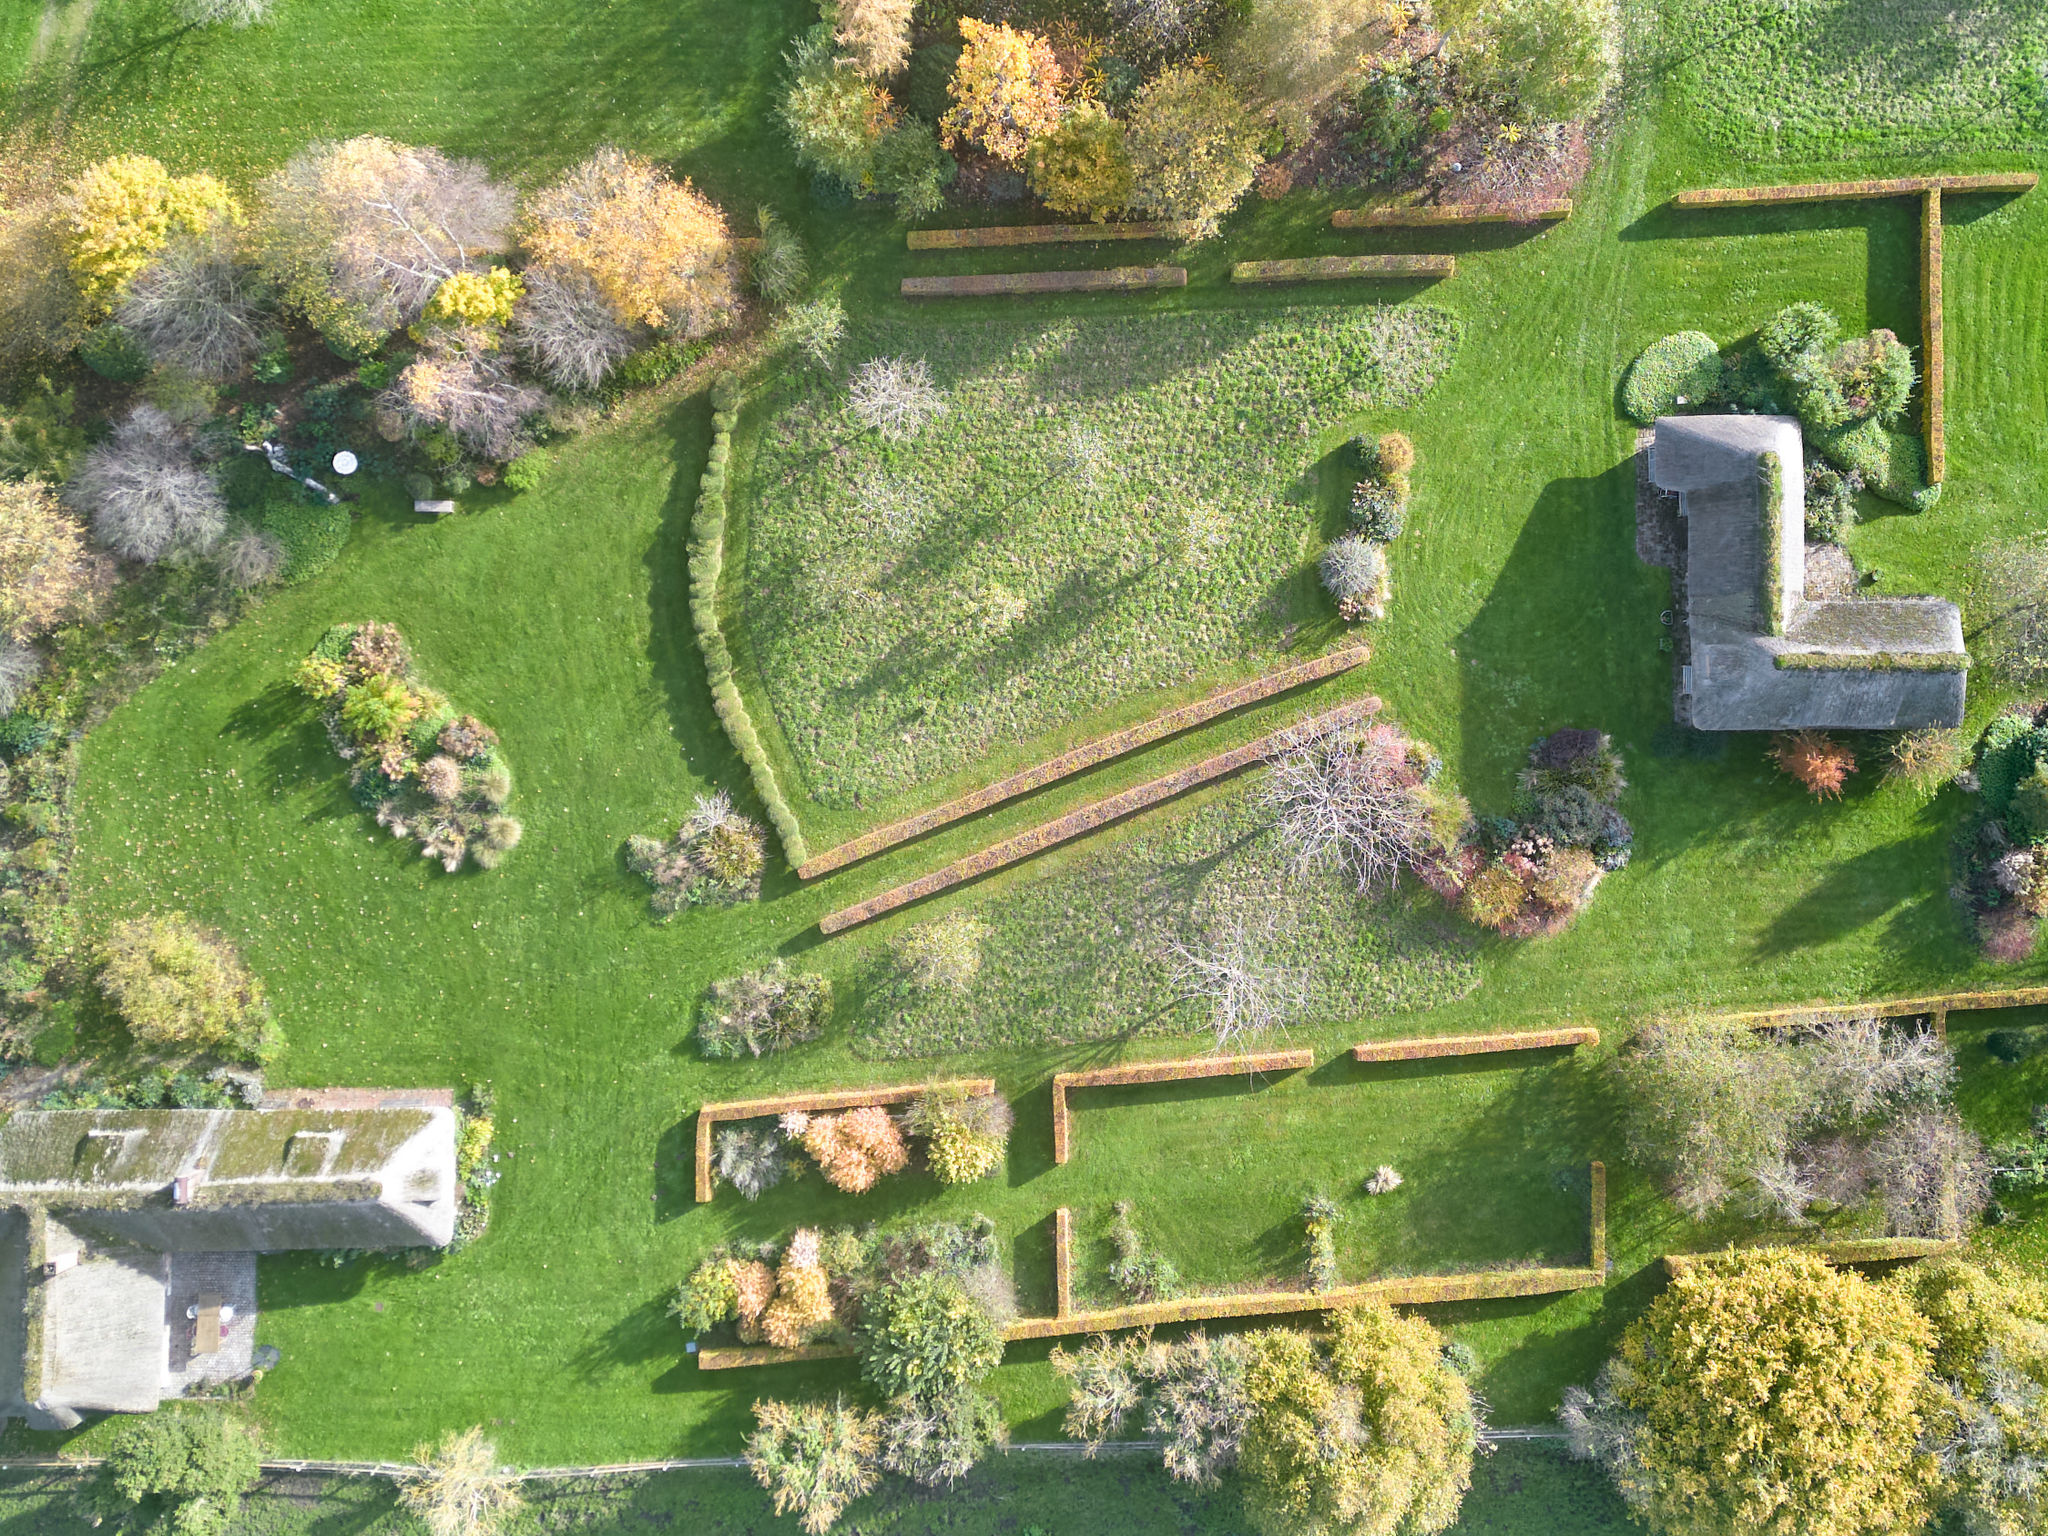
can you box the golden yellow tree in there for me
[941,19,1067,164]
[521,148,738,338]
[835,0,915,80]
[61,154,240,310]
[0,480,96,643]
[1025,103,1134,221]
[398,1427,522,1536]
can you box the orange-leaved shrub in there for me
[1773,729,1857,799]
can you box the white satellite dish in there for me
[332,450,359,476]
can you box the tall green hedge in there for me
[689,373,810,868]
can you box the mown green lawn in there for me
[11,2,2048,1532]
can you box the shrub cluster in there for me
[900,1083,1013,1184]
[626,789,767,915]
[1617,1012,1980,1232]
[1956,706,2048,962]
[1445,728,1629,937]
[99,912,275,1063]
[452,1082,499,1249]
[1106,1200,1183,1302]
[709,1086,1012,1199]
[697,960,832,1059]
[294,622,520,873]
[1621,304,1936,511]
[1322,431,1414,622]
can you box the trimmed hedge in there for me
[698,1343,859,1371]
[901,266,1186,298]
[689,374,810,867]
[1923,187,1945,484]
[1348,1027,1598,1063]
[1620,331,1721,424]
[1332,200,1571,227]
[692,1077,996,1201]
[1590,1160,1607,1276]
[1672,173,2038,206]
[1231,255,1454,285]
[1758,450,1786,636]
[815,696,1382,935]
[1773,650,1968,672]
[907,221,1192,249]
[1052,1049,1315,1164]
[1054,1207,1075,1317]
[1662,1237,1957,1279]
[796,647,1371,879]
[1709,985,2048,1034]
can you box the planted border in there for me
[1231,255,1454,285]
[1671,173,2038,206]
[1710,985,2048,1035]
[907,221,1192,249]
[1773,650,1968,672]
[1052,1049,1315,1165]
[692,1077,996,1201]
[1662,1237,1956,1278]
[1924,187,1945,483]
[1349,1027,1599,1063]
[816,697,1382,935]
[689,374,809,867]
[701,1161,1607,1366]
[901,267,1186,298]
[1332,201,1571,227]
[796,648,1372,880]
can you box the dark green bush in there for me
[85,1409,261,1536]
[0,712,57,758]
[858,1272,1005,1399]
[1759,302,1839,369]
[902,44,963,121]
[261,494,352,585]
[79,324,151,383]
[1805,460,1861,543]
[1621,331,1720,423]
[1812,417,1939,512]
[1987,1028,2047,1064]
[251,331,290,383]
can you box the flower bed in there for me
[1231,255,1454,285]
[1051,1048,1315,1164]
[1349,1027,1599,1063]
[294,622,521,872]
[816,697,1381,936]
[692,1079,997,1201]
[796,647,1371,880]
[907,221,1192,249]
[900,266,1186,298]
[1331,201,1572,227]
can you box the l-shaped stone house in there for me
[0,1096,456,1428]
[1650,414,1967,731]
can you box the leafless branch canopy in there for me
[1168,910,1306,1050]
[1263,724,1430,893]
[847,355,949,440]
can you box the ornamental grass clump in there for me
[1318,535,1387,622]
[1107,1200,1183,1302]
[713,1124,788,1200]
[627,790,768,915]
[902,1084,1012,1184]
[1301,1193,1342,1291]
[697,960,832,1058]
[295,622,519,872]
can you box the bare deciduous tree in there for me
[847,356,949,440]
[64,405,226,563]
[1867,1108,1991,1239]
[257,137,514,351]
[1801,1016,1952,1125]
[1168,910,1306,1049]
[509,265,636,392]
[398,1427,522,1536]
[219,525,286,588]
[387,329,546,462]
[116,228,269,381]
[1263,726,1430,893]
[1975,534,2048,685]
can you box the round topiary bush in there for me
[1621,331,1721,424]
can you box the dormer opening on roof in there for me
[284,1129,345,1178]
[74,1128,144,1180]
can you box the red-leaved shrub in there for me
[1772,730,1857,799]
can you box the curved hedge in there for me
[689,373,810,867]
[1621,331,1721,423]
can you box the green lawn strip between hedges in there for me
[31,0,2048,1502]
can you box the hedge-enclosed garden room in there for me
[5,0,2048,1534]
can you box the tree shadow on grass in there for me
[1749,798,1958,967]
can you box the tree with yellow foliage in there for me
[1561,1249,1943,1536]
[60,154,240,310]
[521,148,737,339]
[835,0,915,81]
[423,267,524,332]
[1123,67,1263,238]
[0,480,96,645]
[1025,104,1134,222]
[941,19,1066,165]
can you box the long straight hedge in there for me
[796,647,1372,880]
[688,374,809,868]
[1052,1048,1315,1164]
[1349,1027,1599,1063]
[701,1162,1607,1366]
[1661,1237,1956,1278]
[815,696,1382,934]
[1331,200,1571,227]
[1710,985,2048,1035]
[908,221,1193,249]
[1671,173,2038,206]
[1231,255,1454,285]
[693,1077,996,1201]
[1924,186,1945,483]
[902,266,1186,298]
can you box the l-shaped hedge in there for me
[689,373,810,868]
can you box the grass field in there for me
[10,0,2048,1531]
[735,304,1458,815]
